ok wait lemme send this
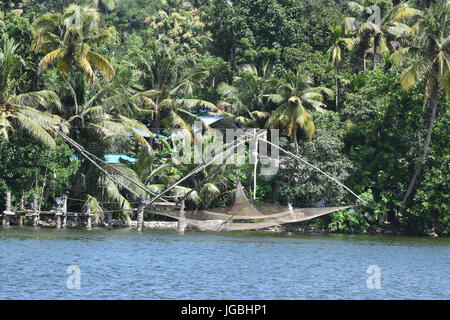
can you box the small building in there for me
[197,116,238,133]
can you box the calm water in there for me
[0,227,449,300]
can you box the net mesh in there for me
[145,181,354,231]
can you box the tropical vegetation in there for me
[0,0,448,235]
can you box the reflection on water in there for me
[0,227,449,299]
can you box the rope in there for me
[52,127,152,199]
[213,130,270,231]
[145,134,249,207]
[257,135,369,206]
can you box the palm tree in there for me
[89,0,116,11]
[56,72,157,222]
[397,1,450,206]
[215,62,273,126]
[265,67,334,152]
[327,25,356,107]
[31,4,115,83]
[345,0,417,70]
[132,39,217,140]
[62,75,155,155]
[127,137,231,210]
[0,38,64,148]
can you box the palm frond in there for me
[39,48,66,73]
[15,113,57,149]
[14,90,61,111]
[87,51,115,81]
[83,195,104,224]
[99,175,133,219]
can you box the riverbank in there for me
[6,216,445,237]
[275,220,447,237]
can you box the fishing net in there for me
[145,181,354,232]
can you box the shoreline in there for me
[1,218,446,238]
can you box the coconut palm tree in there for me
[345,0,417,70]
[89,0,116,11]
[31,4,115,83]
[0,38,64,148]
[215,62,273,126]
[265,67,334,152]
[56,72,157,222]
[132,39,217,140]
[396,1,450,206]
[327,25,356,107]
[62,75,155,156]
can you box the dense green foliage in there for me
[0,0,448,235]
[0,132,78,209]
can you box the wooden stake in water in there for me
[2,191,11,226]
[55,196,62,229]
[62,195,67,228]
[177,199,186,235]
[86,200,92,230]
[108,212,112,231]
[18,195,24,227]
[33,194,39,227]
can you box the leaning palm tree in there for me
[396,1,450,206]
[0,38,65,148]
[265,67,334,152]
[31,4,115,83]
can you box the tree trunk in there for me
[293,128,299,154]
[373,37,377,70]
[335,75,339,108]
[136,196,145,232]
[401,87,439,207]
[152,95,161,133]
[363,52,367,72]
[228,30,236,84]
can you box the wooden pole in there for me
[136,196,145,232]
[107,212,112,231]
[62,195,67,228]
[86,201,92,230]
[55,196,62,229]
[3,191,11,226]
[18,195,24,227]
[253,129,258,202]
[33,194,39,227]
[177,199,186,235]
